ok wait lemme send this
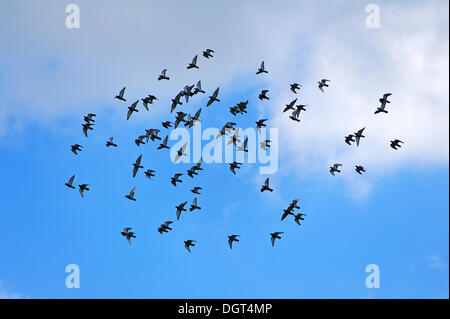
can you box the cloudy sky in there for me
[0,0,448,298]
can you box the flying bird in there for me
[194,81,205,94]
[162,121,172,129]
[135,135,146,146]
[132,155,143,178]
[283,98,297,113]
[83,113,96,123]
[158,136,169,150]
[202,49,215,58]
[171,173,183,186]
[288,199,300,211]
[191,187,202,195]
[78,184,90,198]
[71,144,82,155]
[345,134,355,145]
[256,61,268,74]
[206,87,220,107]
[174,143,188,162]
[228,235,240,249]
[125,186,137,201]
[374,93,392,114]
[290,83,302,94]
[258,90,269,101]
[229,162,241,175]
[270,232,283,247]
[158,221,173,234]
[82,123,94,137]
[390,139,404,150]
[289,108,301,122]
[354,127,366,146]
[330,163,343,176]
[261,178,273,192]
[237,137,248,152]
[127,100,139,120]
[318,79,330,92]
[189,198,201,211]
[144,169,155,179]
[294,213,307,225]
[184,240,196,253]
[256,119,268,133]
[106,137,117,147]
[65,175,76,189]
[115,87,126,101]
[187,55,199,69]
[121,228,136,244]
[158,69,170,81]
[176,202,188,220]
[171,91,183,113]
[355,165,366,175]
[281,209,294,221]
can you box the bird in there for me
[83,113,96,123]
[187,55,199,69]
[206,87,220,107]
[82,122,94,137]
[132,155,143,178]
[187,167,198,178]
[202,49,215,58]
[258,90,269,101]
[141,95,158,111]
[260,140,271,150]
[174,143,188,162]
[237,137,248,152]
[270,232,283,247]
[191,108,202,125]
[191,187,202,195]
[171,173,183,186]
[125,186,137,201]
[345,134,355,145]
[290,83,302,94]
[194,81,205,94]
[216,122,236,139]
[227,128,241,146]
[354,127,366,146]
[158,221,173,234]
[281,209,294,221]
[355,165,366,175]
[229,162,241,175]
[283,98,297,113]
[390,139,404,150]
[115,87,126,101]
[162,121,172,129]
[182,85,195,103]
[289,108,301,122]
[158,69,170,81]
[176,202,188,220]
[106,137,117,147]
[256,61,268,74]
[374,93,392,114]
[184,240,196,253]
[65,175,76,189]
[135,135,146,146]
[78,184,90,198]
[256,119,268,133]
[261,177,273,192]
[170,91,183,113]
[228,235,240,249]
[121,228,136,244]
[127,100,139,120]
[288,199,300,211]
[71,144,82,155]
[145,129,161,142]
[318,79,330,92]
[192,158,203,172]
[144,169,155,179]
[330,163,343,176]
[157,136,169,150]
[189,198,201,212]
[174,111,187,129]
[294,213,307,225]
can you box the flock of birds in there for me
[66,49,404,252]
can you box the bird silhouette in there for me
[390,139,404,150]
[115,87,126,101]
[318,79,330,92]
[176,202,188,220]
[256,61,268,74]
[228,235,240,249]
[270,232,283,247]
[127,100,139,120]
[106,137,117,147]
[184,240,196,252]
[125,186,137,201]
[65,175,76,189]
[202,49,214,58]
[207,87,220,107]
[187,55,199,69]
[132,155,143,178]
[374,93,392,114]
[330,163,343,176]
[290,83,302,94]
[158,69,170,81]
[261,177,273,192]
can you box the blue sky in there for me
[0,1,448,298]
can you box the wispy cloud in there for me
[426,255,447,271]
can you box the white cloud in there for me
[426,255,447,271]
[0,281,23,299]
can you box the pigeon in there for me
[288,199,300,211]
[237,137,248,152]
[258,90,269,101]
[290,83,302,94]
[135,135,146,146]
[115,87,126,101]
[174,143,188,162]
[228,235,240,249]
[158,69,170,81]
[256,61,268,74]
[121,228,136,244]
[78,184,90,198]
[296,104,307,113]
[171,173,183,186]
[229,106,239,115]
[191,108,202,125]
[174,112,187,129]
[194,81,205,94]
[345,134,355,145]
[127,100,139,120]
[158,221,173,234]
[260,139,271,150]
[202,49,214,58]
[187,55,199,69]
[227,128,241,146]
[206,87,220,107]
[318,79,330,92]
[192,158,203,172]
[256,119,268,133]
[189,198,201,211]
[171,91,183,113]
[71,144,83,155]
[162,121,172,129]
[294,213,307,225]
[216,122,236,139]
[83,113,96,123]
[145,129,161,142]
[390,139,404,150]
[106,137,117,147]
[191,187,202,195]
[283,98,297,113]
[82,123,94,137]
[125,186,137,201]
[229,161,241,175]
[289,108,301,122]
[260,177,273,192]
[184,240,196,253]
[355,165,366,175]
[354,127,366,146]
[176,202,188,220]
[158,136,169,150]
[281,209,294,221]
[142,95,158,111]
[187,167,198,178]
[375,93,392,114]
[330,163,343,176]
[65,175,76,189]
[182,85,195,103]
[270,232,283,247]
[144,169,155,179]
[132,155,143,178]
